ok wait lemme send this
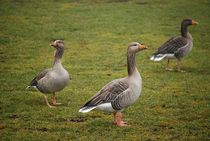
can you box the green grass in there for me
[0,0,210,140]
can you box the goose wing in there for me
[154,37,188,54]
[81,79,129,108]
[29,69,51,87]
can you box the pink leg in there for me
[114,112,128,127]
[43,95,55,108]
[51,93,62,106]
[113,112,117,125]
[165,59,173,71]
[51,93,56,105]
[176,59,185,72]
[176,59,181,71]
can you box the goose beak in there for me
[192,20,198,25]
[139,44,147,50]
[50,43,55,47]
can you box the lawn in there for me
[0,0,210,140]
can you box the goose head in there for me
[50,40,64,49]
[181,19,198,37]
[128,42,147,53]
[181,19,198,27]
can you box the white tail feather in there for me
[26,86,31,90]
[79,107,96,113]
[150,54,167,61]
[26,86,38,90]
[150,55,155,61]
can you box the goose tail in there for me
[79,106,96,113]
[26,85,38,90]
[150,54,166,61]
[26,86,31,90]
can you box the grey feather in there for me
[28,69,50,87]
[27,40,69,94]
[151,19,197,61]
[79,42,145,113]
[81,79,129,109]
[154,37,188,55]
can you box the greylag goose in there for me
[150,19,198,71]
[79,42,147,126]
[27,40,69,108]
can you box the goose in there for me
[79,42,147,126]
[27,40,69,108]
[150,19,198,72]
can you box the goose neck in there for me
[53,49,64,67]
[127,51,136,76]
[181,23,189,37]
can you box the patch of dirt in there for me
[8,114,29,121]
[58,116,87,123]
[37,127,48,132]
[23,127,48,132]
[0,124,7,130]
[8,114,18,119]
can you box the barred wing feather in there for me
[155,37,188,54]
[79,79,129,112]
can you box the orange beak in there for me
[50,43,55,47]
[192,20,198,25]
[139,44,147,50]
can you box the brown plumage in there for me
[27,40,69,108]
[79,42,147,126]
[150,18,198,71]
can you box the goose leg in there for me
[43,95,55,108]
[51,93,62,106]
[165,59,173,71]
[115,112,128,127]
[113,112,117,125]
[176,59,185,72]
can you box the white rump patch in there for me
[164,54,175,59]
[150,54,175,61]
[96,103,115,112]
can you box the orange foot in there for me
[51,96,62,106]
[52,102,62,106]
[114,121,128,127]
[165,68,173,71]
